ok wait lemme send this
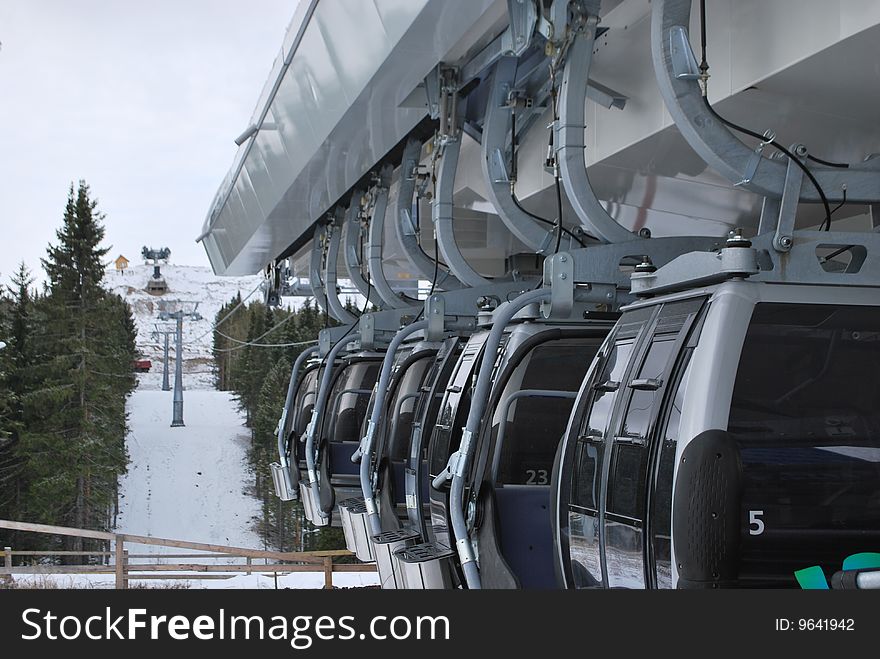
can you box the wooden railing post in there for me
[2,546,11,585]
[0,520,372,588]
[323,556,333,589]
[114,536,125,589]
[122,550,129,589]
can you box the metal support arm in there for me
[357,320,429,536]
[325,209,359,324]
[448,288,552,589]
[276,345,319,469]
[650,0,880,204]
[308,226,330,315]
[342,194,384,307]
[482,56,576,254]
[556,15,638,244]
[305,331,360,519]
[368,166,421,309]
[432,136,493,287]
[395,138,464,290]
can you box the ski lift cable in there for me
[190,279,266,343]
[215,335,319,352]
[214,312,301,352]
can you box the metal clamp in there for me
[735,130,774,187]
[455,430,475,478]
[456,537,477,565]
[364,496,378,516]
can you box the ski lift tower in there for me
[158,300,202,427]
[151,323,177,391]
[143,246,171,295]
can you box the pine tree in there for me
[20,181,137,557]
[236,306,268,424]
[0,264,35,546]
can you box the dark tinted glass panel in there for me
[655,297,705,335]
[569,511,602,587]
[607,444,647,520]
[293,369,319,436]
[328,362,381,442]
[571,341,633,510]
[385,356,433,460]
[607,339,675,520]
[616,306,655,339]
[729,303,880,585]
[573,438,603,511]
[653,358,693,589]
[584,342,633,439]
[620,340,675,440]
[495,339,598,485]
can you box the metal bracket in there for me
[364,496,378,516]
[359,313,376,350]
[432,451,459,489]
[540,237,723,316]
[425,295,446,341]
[424,67,441,120]
[455,430,475,478]
[630,243,760,297]
[488,148,511,184]
[669,25,700,80]
[502,0,538,57]
[773,153,806,253]
[318,329,333,356]
[456,537,477,565]
[543,252,575,318]
[734,139,769,187]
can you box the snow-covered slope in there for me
[105,263,264,390]
[117,390,262,555]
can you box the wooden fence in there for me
[0,520,375,589]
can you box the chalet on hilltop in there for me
[114,254,129,274]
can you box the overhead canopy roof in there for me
[198,0,506,275]
[200,0,880,277]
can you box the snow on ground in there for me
[117,389,262,556]
[59,262,382,589]
[9,573,378,590]
[106,263,265,390]
[6,375,381,589]
[103,262,315,390]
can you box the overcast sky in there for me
[0,0,296,283]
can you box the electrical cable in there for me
[698,0,833,231]
[414,193,450,270]
[829,186,848,220]
[807,154,849,169]
[549,71,564,254]
[215,337,319,352]
[428,219,441,298]
[554,175,564,254]
[214,311,298,352]
[192,279,265,343]
[510,108,588,248]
